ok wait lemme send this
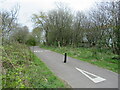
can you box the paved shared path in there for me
[31,46,118,88]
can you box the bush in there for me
[26,35,36,46]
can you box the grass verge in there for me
[2,43,69,88]
[26,52,69,88]
[40,46,120,73]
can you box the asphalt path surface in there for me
[31,46,118,88]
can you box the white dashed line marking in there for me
[34,51,43,52]
[75,67,106,83]
[34,50,50,53]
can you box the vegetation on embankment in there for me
[2,43,69,88]
[41,46,120,73]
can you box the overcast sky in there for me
[0,0,116,31]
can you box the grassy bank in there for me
[41,46,120,73]
[2,43,69,88]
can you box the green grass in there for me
[2,43,69,88]
[40,46,120,73]
[26,53,69,88]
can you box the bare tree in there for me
[1,5,20,44]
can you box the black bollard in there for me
[64,53,67,63]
